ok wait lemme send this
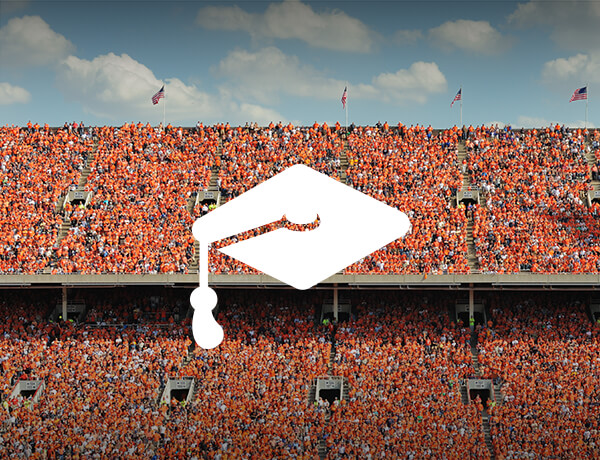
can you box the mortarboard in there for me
[190,164,410,349]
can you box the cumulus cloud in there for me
[542,53,600,83]
[214,47,339,104]
[368,62,447,103]
[55,52,286,125]
[429,20,512,54]
[541,52,600,105]
[0,15,74,67]
[196,0,375,53]
[214,47,446,106]
[0,82,31,105]
[238,103,287,124]
[509,0,600,50]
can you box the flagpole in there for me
[586,83,588,129]
[460,85,463,127]
[345,81,348,130]
[163,84,166,128]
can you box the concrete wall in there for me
[2,272,600,289]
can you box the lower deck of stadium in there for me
[0,287,598,459]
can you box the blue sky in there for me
[0,0,598,127]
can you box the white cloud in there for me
[196,0,375,53]
[214,47,339,104]
[55,52,286,125]
[197,4,254,31]
[542,53,600,84]
[393,29,423,45]
[368,62,447,103]
[0,15,74,67]
[238,103,288,124]
[485,121,507,128]
[516,116,552,128]
[508,0,600,50]
[514,116,593,129]
[429,20,512,54]
[0,82,31,105]
[541,52,600,107]
[214,47,446,106]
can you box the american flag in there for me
[152,86,165,105]
[569,86,587,102]
[451,88,462,107]
[341,86,347,109]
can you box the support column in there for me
[333,284,339,323]
[62,286,67,322]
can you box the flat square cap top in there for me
[193,164,410,290]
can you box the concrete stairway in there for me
[77,138,98,188]
[457,141,472,190]
[470,344,496,459]
[584,143,600,192]
[188,140,223,273]
[482,413,494,456]
[339,139,349,183]
[467,220,479,273]
[458,141,480,273]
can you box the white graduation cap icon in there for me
[191,164,410,349]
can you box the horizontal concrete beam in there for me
[1,273,600,289]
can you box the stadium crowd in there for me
[0,289,330,459]
[0,289,191,459]
[4,120,600,458]
[4,121,600,276]
[0,288,599,458]
[53,124,216,274]
[344,124,470,274]
[217,122,343,200]
[161,291,330,459]
[468,124,600,273]
[326,292,487,459]
[205,123,343,275]
[474,292,600,460]
[0,126,89,274]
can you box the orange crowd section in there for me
[0,126,88,273]
[343,124,469,274]
[2,122,600,275]
[469,125,599,273]
[1,289,598,458]
[477,292,600,459]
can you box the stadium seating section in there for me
[0,126,89,274]
[0,123,595,275]
[2,122,600,457]
[468,125,599,273]
[327,292,488,458]
[4,122,600,275]
[1,289,598,458]
[478,292,600,459]
[343,125,469,274]
[55,124,216,274]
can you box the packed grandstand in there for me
[2,121,600,276]
[1,121,600,459]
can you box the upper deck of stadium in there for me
[2,121,600,289]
